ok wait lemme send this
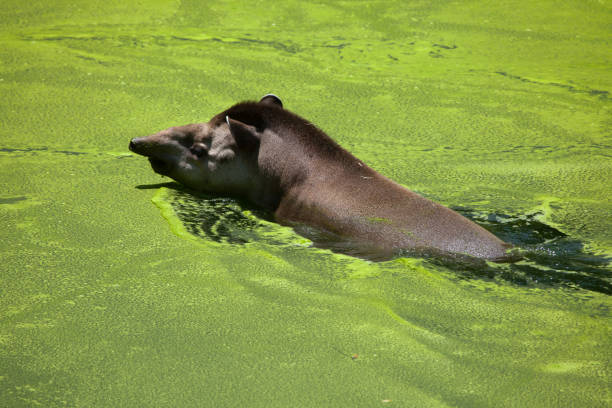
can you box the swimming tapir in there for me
[129,94,516,261]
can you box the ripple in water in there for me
[452,208,611,294]
[160,186,612,295]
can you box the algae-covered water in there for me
[1,1,611,406]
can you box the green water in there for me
[1,1,611,406]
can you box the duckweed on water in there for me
[1,1,610,406]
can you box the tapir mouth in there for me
[148,157,172,175]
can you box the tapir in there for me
[129,94,517,262]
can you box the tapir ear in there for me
[259,94,283,108]
[226,115,260,151]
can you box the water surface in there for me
[1,1,611,406]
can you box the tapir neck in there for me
[245,172,285,211]
[250,130,316,211]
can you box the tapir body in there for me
[130,95,516,261]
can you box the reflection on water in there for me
[155,184,611,295]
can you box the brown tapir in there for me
[130,94,517,262]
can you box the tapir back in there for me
[276,156,514,261]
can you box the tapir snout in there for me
[129,136,178,176]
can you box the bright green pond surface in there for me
[1,1,611,406]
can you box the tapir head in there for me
[129,94,283,195]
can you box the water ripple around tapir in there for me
[153,184,612,295]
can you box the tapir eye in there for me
[189,143,207,158]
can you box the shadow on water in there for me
[136,182,178,190]
[144,183,612,295]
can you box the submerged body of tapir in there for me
[130,94,517,262]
